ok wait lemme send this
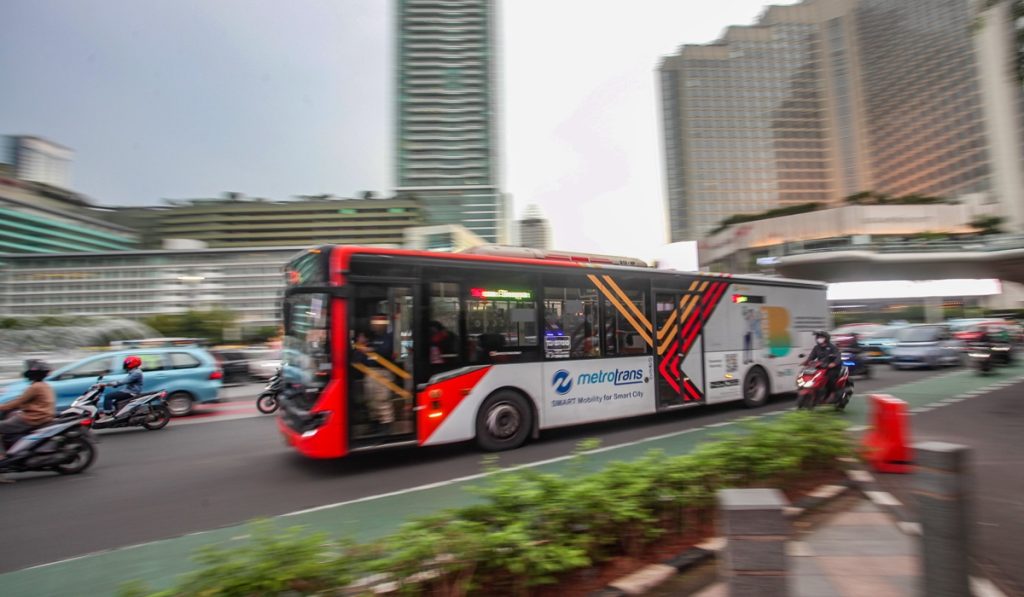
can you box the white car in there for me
[248,351,281,381]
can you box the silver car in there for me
[890,324,963,369]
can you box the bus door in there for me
[350,283,418,448]
[654,289,705,409]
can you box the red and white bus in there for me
[277,245,829,459]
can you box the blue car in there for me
[0,348,223,417]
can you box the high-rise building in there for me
[515,204,551,250]
[395,0,507,243]
[2,136,74,190]
[659,0,1024,241]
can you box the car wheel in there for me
[165,392,194,417]
[475,390,532,452]
[742,367,769,408]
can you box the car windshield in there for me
[897,327,941,342]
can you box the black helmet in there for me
[813,330,831,342]
[23,359,51,382]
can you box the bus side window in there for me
[545,286,601,359]
[465,282,538,364]
[602,290,649,356]
[428,283,462,376]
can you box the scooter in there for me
[968,343,994,374]
[76,381,171,431]
[256,370,282,414]
[841,349,871,378]
[796,360,852,411]
[0,405,97,476]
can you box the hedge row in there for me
[124,411,851,597]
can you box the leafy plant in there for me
[132,412,853,597]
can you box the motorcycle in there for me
[256,370,282,414]
[77,381,171,431]
[968,343,994,374]
[796,360,852,411]
[841,349,871,378]
[0,405,97,476]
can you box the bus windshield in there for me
[283,292,331,400]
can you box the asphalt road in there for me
[0,365,944,574]
[873,381,1024,596]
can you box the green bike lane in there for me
[4,363,1024,597]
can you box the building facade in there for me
[0,225,489,325]
[514,204,551,250]
[2,136,74,190]
[0,247,297,326]
[697,193,998,272]
[0,177,138,253]
[403,223,487,251]
[659,0,1024,241]
[395,0,507,243]
[112,194,422,249]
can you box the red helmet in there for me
[123,355,142,370]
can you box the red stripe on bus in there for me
[417,366,492,445]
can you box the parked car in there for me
[247,349,282,381]
[831,323,887,347]
[858,325,906,363]
[210,349,252,385]
[0,348,223,417]
[890,325,964,369]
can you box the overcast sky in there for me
[0,0,796,260]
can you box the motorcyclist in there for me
[100,355,144,419]
[0,360,56,481]
[803,331,841,399]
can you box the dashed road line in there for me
[865,491,902,507]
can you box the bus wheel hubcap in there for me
[486,403,520,439]
[747,376,765,400]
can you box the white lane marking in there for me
[898,522,922,536]
[910,406,934,414]
[865,491,902,507]
[170,413,264,427]
[971,576,1008,597]
[847,469,874,484]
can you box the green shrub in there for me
[133,411,852,597]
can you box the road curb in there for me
[588,474,856,597]
[592,459,1011,597]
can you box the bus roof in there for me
[298,245,827,290]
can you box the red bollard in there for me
[861,394,913,473]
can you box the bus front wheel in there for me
[476,390,532,452]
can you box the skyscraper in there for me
[659,0,1024,241]
[515,204,551,250]
[395,0,506,243]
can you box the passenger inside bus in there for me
[428,320,459,376]
[353,318,396,436]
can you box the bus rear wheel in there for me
[741,367,769,408]
[476,390,531,452]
